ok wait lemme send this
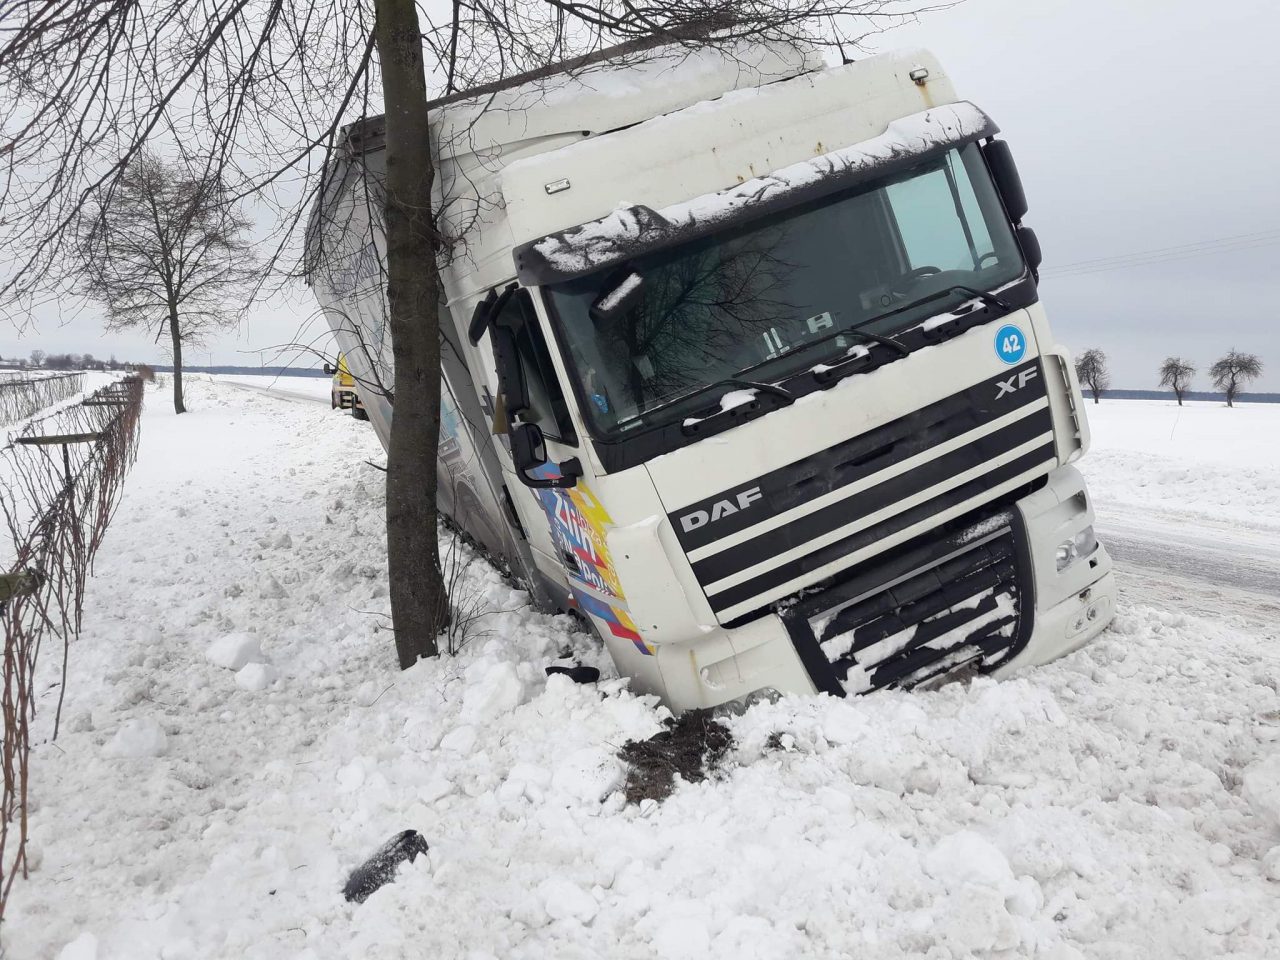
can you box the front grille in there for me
[668,360,1054,623]
[779,507,1031,696]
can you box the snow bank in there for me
[8,378,1280,959]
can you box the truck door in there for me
[481,285,581,602]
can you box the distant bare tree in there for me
[76,153,257,414]
[1074,348,1110,404]
[1209,350,1263,408]
[27,350,45,369]
[1158,356,1195,406]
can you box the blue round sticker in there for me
[995,324,1027,365]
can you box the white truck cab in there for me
[306,41,1115,710]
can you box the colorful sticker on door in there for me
[529,466,652,656]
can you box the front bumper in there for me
[628,464,1115,712]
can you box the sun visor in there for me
[513,102,998,286]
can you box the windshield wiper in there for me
[808,329,911,389]
[950,285,1011,312]
[679,378,794,435]
[842,328,910,357]
[700,377,794,407]
[846,284,1012,339]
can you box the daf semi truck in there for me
[306,40,1116,710]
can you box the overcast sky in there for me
[4,0,1277,390]
[869,0,1280,390]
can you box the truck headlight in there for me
[1055,526,1098,572]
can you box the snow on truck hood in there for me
[513,101,996,285]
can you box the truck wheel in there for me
[352,405,369,421]
[331,392,338,409]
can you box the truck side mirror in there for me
[323,362,335,375]
[983,139,1029,224]
[1016,225,1043,275]
[511,422,582,489]
[468,288,499,344]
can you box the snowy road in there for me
[213,374,331,406]
[1098,508,1280,600]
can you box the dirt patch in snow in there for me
[618,708,733,804]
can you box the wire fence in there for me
[0,377,144,922]
[0,373,87,427]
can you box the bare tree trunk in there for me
[168,310,186,415]
[375,0,446,668]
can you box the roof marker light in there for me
[909,66,930,85]
[544,178,571,195]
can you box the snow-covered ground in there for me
[6,383,1280,959]
[1085,399,1280,532]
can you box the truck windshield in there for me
[545,143,1024,438]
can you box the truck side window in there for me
[494,288,578,445]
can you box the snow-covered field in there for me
[1085,399,1280,533]
[7,383,1280,959]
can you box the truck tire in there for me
[352,404,369,421]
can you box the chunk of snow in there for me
[810,344,870,375]
[57,933,98,960]
[593,271,643,314]
[957,511,1012,544]
[234,662,276,692]
[1263,847,1280,882]
[439,724,477,753]
[206,632,261,671]
[105,718,168,759]
[682,388,759,427]
[551,747,623,804]
[718,389,757,412]
[460,661,528,723]
[538,876,599,923]
[924,830,1017,892]
[821,707,866,746]
[259,575,287,599]
[336,759,366,794]
[1242,754,1280,829]
[499,762,553,803]
[647,912,711,960]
